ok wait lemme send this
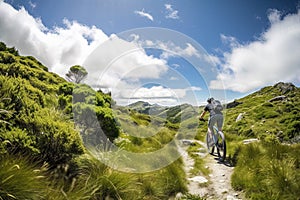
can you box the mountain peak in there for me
[273,82,296,94]
[128,101,151,108]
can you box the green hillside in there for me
[0,42,187,199]
[224,82,300,143]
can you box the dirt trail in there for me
[178,140,243,200]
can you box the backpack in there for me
[211,99,223,112]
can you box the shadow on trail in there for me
[210,154,233,167]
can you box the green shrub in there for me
[264,110,279,119]
[58,82,74,95]
[287,120,300,139]
[262,102,274,107]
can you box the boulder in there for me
[226,100,243,109]
[269,95,286,102]
[181,139,196,146]
[235,113,244,122]
[243,138,259,144]
[274,82,296,94]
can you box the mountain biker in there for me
[199,97,224,144]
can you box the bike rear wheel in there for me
[216,131,226,161]
[206,131,215,155]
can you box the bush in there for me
[287,120,300,139]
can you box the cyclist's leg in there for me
[216,114,224,132]
[208,116,218,144]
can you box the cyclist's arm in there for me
[199,110,207,120]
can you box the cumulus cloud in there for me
[84,35,169,90]
[0,1,167,80]
[0,1,109,76]
[134,38,201,59]
[116,85,201,106]
[210,9,300,92]
[165,4,179,19]
[29,1,36,9]
[134,9,154,21]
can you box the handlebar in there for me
[199,118,206,122]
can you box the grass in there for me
[231,142,300,199]
[0,154,48,200]
[180,193,205,200]
[186,142,210,176]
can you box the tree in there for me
[66,65,88,84]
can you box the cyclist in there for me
[199,97,224,145]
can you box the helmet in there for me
[207,97,214,103]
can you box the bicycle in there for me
[200,119,226,161]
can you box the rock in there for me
[222,189,228,194]
[175,192,183,200]
[274,82,296,94]
[243,138,259,144]
[235,113,244,122]
[269,95,286,102]
[226,100,243,109]
[188,176,208,183]
[226,195,239,200]
[233,193,240,197]
[181,139,195,146]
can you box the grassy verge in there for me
[231,142,300,199]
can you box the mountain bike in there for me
[206,125,226,161]
[200,119,226,161]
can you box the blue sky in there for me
[1,0,300,106]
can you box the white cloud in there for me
[84,35,169,90]
[29,1,36,9]
[165,4,179,19]
[138,39,200,59]
[267,9,281,24]
[210,9,300,92]
[0,2,167,83]
[160,42,201,59]
[117,85,201,106]
[0,1,109,76]
[134,9,154,21]
[170,76,178,80]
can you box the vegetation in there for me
[65,65,88,84]
[231,142,300,199]
[1,41,299,199]
[0,42,187,199]
[223,82,300,143]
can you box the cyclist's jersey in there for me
[204,103,223,117]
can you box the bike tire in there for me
[206,132,215,155]
[216,131,226,161]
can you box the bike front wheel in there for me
[216,131,226,161]
[206,132,215,155]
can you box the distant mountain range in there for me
[126,82,300,143]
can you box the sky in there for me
[0,0,300,106]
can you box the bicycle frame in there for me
[206,125,226,161]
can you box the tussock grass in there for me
[0,154,48,200]
[231,142,300,199]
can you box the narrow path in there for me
[178,140,243,200]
